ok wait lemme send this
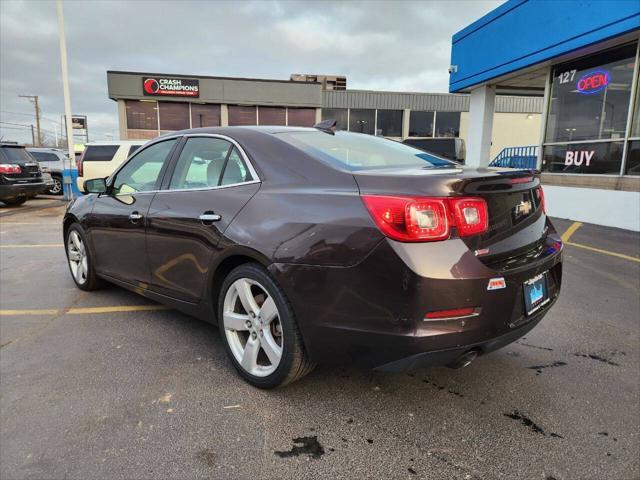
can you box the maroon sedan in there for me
[63,126,562,388]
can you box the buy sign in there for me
[565,150,594,167]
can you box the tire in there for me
[2,197,26,206]
[218,263,315,388]
[65,223,104,291]
[48,175,63,195]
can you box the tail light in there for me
[361,195,488,242]
[537,186,546,213]
[0,164,21,174]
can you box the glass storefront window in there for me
[545,43,637,143]
[434,112,460,137]
[159,102,190,131]
[409,111,434,137]
[126,100,157,130]
[228,106,257,126]
[625,141,640,175]
[631,69,640,138]
[376,110,403,137]
[349,109,375,135]
[542,142,624,175]
[191,104,221,128]
[321,108,348,130]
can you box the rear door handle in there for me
[129,212,143,223]
[199,212,221,224]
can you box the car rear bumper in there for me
[0,182,47,200]
[269,218,563,370]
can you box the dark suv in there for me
[0,143,47,206]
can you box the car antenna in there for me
[314,119,337,135]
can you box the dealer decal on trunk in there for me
[487,277,506,290]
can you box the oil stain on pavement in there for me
[274,436,325,459]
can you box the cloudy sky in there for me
[0,0,500,144]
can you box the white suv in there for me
[77,140,146,191]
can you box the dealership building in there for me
[107,71,543,162]
[450,0,640,230]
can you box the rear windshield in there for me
[30,151,60,163]
[83,145,119,162]
[0,146,36,164]
[275,131,455,171]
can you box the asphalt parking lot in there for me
[1,197,639,480]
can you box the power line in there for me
[0,121,56,135]
[0,110,63,125]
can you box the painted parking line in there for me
[561,221,640,264]
[565,241,640,263]
[0,244,64,248]
[561,221,583,243]
[0,305,170,316]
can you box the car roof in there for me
[163,126,318,137]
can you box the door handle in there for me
[199,212,221,224]
[129,212,143,223]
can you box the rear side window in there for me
[276,131,454,171]
[83,145,119,162]
[0,147,35,163]
[128,145,141,157]
[30,152,59,163]
[169,137,232,190]
[220,148,250,185]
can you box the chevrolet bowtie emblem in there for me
[514,200,532,218]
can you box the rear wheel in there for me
[218,263,314,388]
[48,175,63,195]
[65,224,103,291]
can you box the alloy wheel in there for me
[223,278,283,377]
[67,230,88,285]
[49,177,62,195]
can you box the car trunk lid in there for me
[353,166,547,264]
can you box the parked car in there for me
[63,126,562,388]
[0,143,48,206]
[76,140,145,191]
[402,137,466,163]
[27,147,68,195]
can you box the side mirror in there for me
[83,177,107,194]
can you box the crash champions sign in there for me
[143,77,200,98]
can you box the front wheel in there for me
[218,263,315,388]
[65,224,103,291]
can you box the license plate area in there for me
[523,272,549,316]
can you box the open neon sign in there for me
[576,70,610,95]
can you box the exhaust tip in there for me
[447,350,478,369]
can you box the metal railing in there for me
[489,146,539,169]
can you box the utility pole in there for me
[30,125,36,146]
[18,95,42,146]
[57,0,76,200]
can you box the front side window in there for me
[276,131,455,171]
[169,137,232,190]
[112,139,177,195]
[545,43,637,143]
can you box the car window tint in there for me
[83,145,119,162]
[169,137,232,190]
[30,152,59,163]
[128,145,141,157]
[220,147,250,185]
[276,131,455,171]
[113,139,176,195]
[1,147,35,163]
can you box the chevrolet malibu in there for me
[63,126,562,388]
